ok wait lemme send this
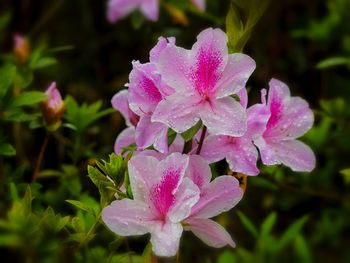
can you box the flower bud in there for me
[13,34,30,64]
[41,82,65,130]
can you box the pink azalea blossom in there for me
[183,155,243,247]
[191,0,206,11]
[41,82,65,126]
[152,28,256,137]
[107,0,159,23]
[102,153,200,257]
[254,79,316,172]
[200,100,270,176]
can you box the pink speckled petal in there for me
[102,199,155,236]
[237,87,248,108]
[190,176,243,218]
[114,127,136,154]
[245,103,270,139]
[150,222,183,257]
[129,61,162,115]
[128,155,161,202]
[140,0,159,21]
[257,139,316,172]
[168,177,200,223]
[152,93,202,133]
[184,218,235,248]
[185,155,212,190]
[214,54,256,99]
[200,135,231,164]
[190,0,206,11]
[107,0,139,23]
[135,116,168,153]
[111,90,139,127]
[199,97,247,137]
[150,37,176,63]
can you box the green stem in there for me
[32,133,50,181]
[78,212,101,249]
[196,126,207,155]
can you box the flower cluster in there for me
[107,0,206,23]
[103,28,316,257]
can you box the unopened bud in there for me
[13,34,30,64]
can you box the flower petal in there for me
[107,0,139,23]
[152,93,201,133]
[150,222,183,257]
[191,0,206,11]
[150,37,176,63]
[214,54,256,99]
[135,116,168,153]
[102,199,155,236]
[184,218,235,248]
[245,103,270,139]
[111,89,139,127]
[185,155,212,190]
[199,135,230,164]
[114,127,136,154]
[168,177,200,223]
[140,0,159,21]
[199,97,247,137]
[257,139,316,172]
[190,176,243,218]
[237,87,248,109]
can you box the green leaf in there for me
[316,57,350,69]
[10,91,47,107]
[181,120,202,142]
[0,65,16,98]
[131,10,145,30]
[29,57,57,70]
[260,212,277,237]
[294,235,312,263]
[237,211,259,238]
[0,143,16,156]
[278,215,308,250]
[340,168,350,184]
[66,200,96,216]
[167,128,177,146]
[217,250,237,263]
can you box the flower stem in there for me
[196,126,207,155]
[32,133,50,181]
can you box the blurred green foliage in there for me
[0,0,349,262]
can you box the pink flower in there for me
[152,28,256,137]
[107,0,159,23]
[102,153,200,257]
[191,0,206,11]
[200,100,270,176]
[41,82,65,126]
[254,79,316,172]
[184,155,243,247]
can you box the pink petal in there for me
[135,116,168,153]
[184,218,235,248]
[256,139,316,172]
[45,82,63,111]
[199,135,230,164]
[152,93,201,133]
[107,0,139,23]
[140,0,159,21]
[169,135,185,153]
[157,45,193,94]
[150,221,183,257]
[199,97,247,137]
[191,0,206,11]
[102,199,155,236]
[185,155,212,190]
[245,103,270,139]
[214,54,256,99]
[168,177,200,223]
[265,78,314,140]
[226,138,260,176]
[190,176,243,218]
[114,127,136,154]
[190,28,228,97]
[129,61,162,115]
[150,37,176,63]
[128,155,161,202]
[237,87,248,109]
[111,90,139,127]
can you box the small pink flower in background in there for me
[152,28,256,137]
[41,82,65,127]
[184,156,243,247]
[254,79,316,172]
[200,100,270,176]
[13,33,30,64]
[107,0,159,23]
[102,153,200,257]
[191,0,206,11]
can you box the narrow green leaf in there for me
[237,211,259,238]
[316,57,350,69]
[294,235,312,263]
[0,65,16,98]
[278,215,309,250]
[10,91,47,107]
[260,212,277,237]
[181,120,202,142]
[30,57,57,70]
[0,143,16,156]
[66,200,96,215]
